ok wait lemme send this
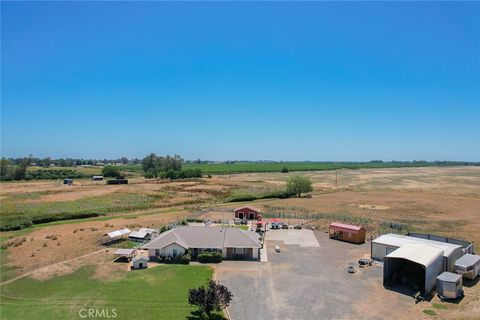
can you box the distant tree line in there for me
[142,154,202,179]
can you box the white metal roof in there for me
[455,254,480,268]
[373,233,462,257]
[106,228,131,239]
[437,271,462,282]
[114,248,137,256]
[130,231,148,239]
[139,228,155,234]
[386,243,443,267]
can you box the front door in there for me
[239,212,244,219]
[139,263,143,268]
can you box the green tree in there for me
[102,165,121,177]
[0,159,14,180]
[286,175,313,197]
[188,280,233,317]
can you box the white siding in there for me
[371,243,400,260]
[426,254,444,294]
[252,248,259,259]
[161,243,186,257]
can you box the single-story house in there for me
[143,226,261,260]
[234,205,261,220]
[132,256,148,269]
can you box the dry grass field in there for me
[1,166,479,319]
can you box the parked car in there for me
[293,225,302,230]
[281,224,289,229]
[275,245,281,252]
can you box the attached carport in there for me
[383,244,444,295]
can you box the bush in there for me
[156,253,191,265]
[25,169,88,180]
[102,166,121,178]
[197,252,222,263]
[281,167,289,173]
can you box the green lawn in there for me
[0,265,222,320]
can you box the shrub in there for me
[197,252,222,263]
[281,167,289,173]
[156,253,191,265]
[102,166,121,178]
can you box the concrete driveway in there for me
[266,229,320,247]
[215,232,415,320]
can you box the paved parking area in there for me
[265,229,320,247]
[215,231,414,320]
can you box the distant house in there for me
[143,226,261,260]
[92,175,104,181]
[234,205,261,220]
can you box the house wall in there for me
[148,243,186,258]
[234,208,260,220]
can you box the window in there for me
[173,249,178,257]
[235,248,245,254]
[155,249,160,256]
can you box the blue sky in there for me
[1,2,479,161]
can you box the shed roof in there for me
[437,272,462,282]
[455,254,480,268]
[106,228,131,239]
[329,222,364,231]
[234,205,261,212]
[132,256,148,262]
[130,231,148,239]
[373,233,462,257]
[139,228,155,234]
[114,248,136,256]
[143,226,261,250]
[385,243,443,267]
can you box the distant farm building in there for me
[372,233,464,296]
[106,178,128,185]
[329,222,366,244]
[129,228,156,242]
[101,228,131,244]
[92,175,104,181]
[132,257,148,269]
[234,206,261,220]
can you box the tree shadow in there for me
[186,310,226,320]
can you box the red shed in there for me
[234,205,261,220]
[329,222,366,244]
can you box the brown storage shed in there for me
[329,222,366,244]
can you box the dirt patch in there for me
[358,204,390,210]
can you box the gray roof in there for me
[437,272,462,282]
[143,226,261,250]
[455,254,480,267]
[385,243,443,267]
[373,233,462,257]
[130,231,149,239]
[114,248,136,256]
